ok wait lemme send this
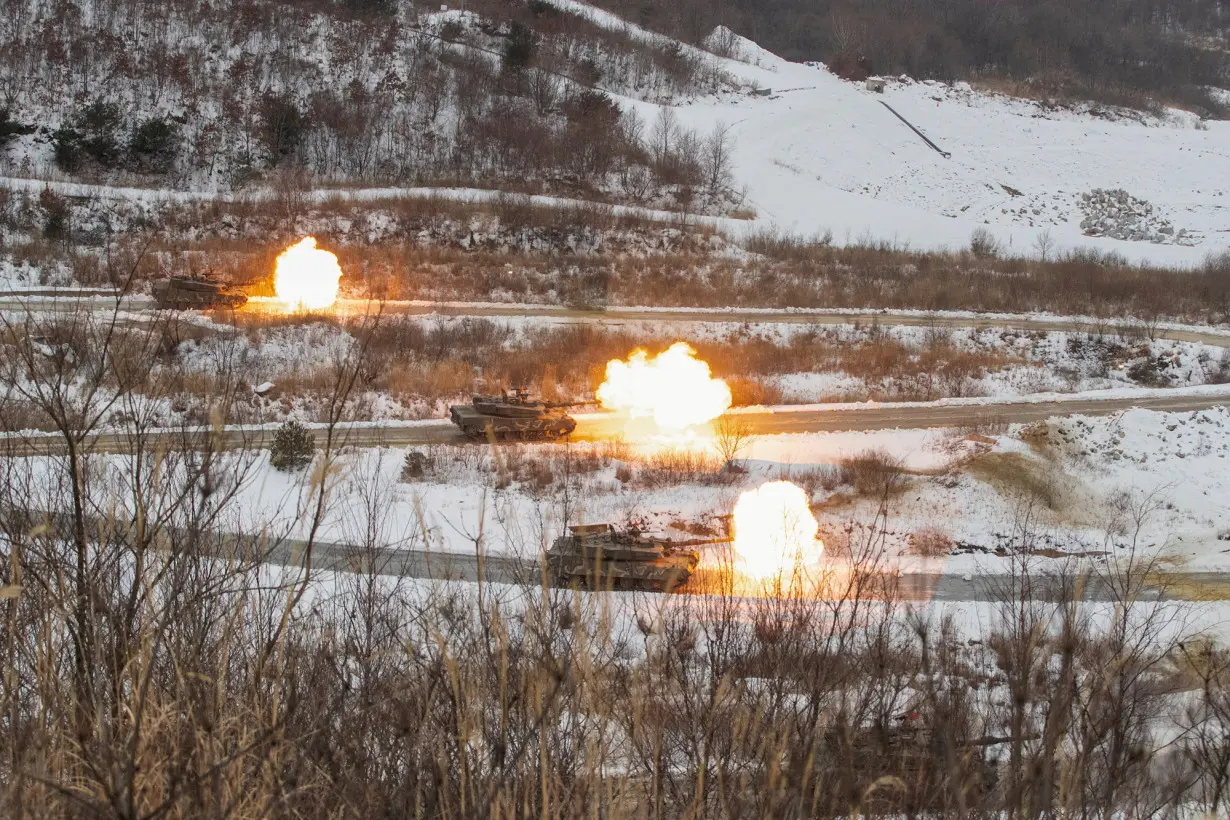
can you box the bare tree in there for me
[702,121,733,198]
[1033,228,1057,262]
[712,414,751,469]
[648,107,678,172]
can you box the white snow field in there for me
[561,1,1230,267]
[111,405,1220,579]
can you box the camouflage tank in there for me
[547,524,700,592]
[449,388,590,441]
[152,274,247,310]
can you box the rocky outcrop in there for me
[1079,188,1191,244]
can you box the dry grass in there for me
[181,316,1031,416]
[632,447,732,488]
[968,450,1066,511]
[10,193,1230,323]
[838,448,907,497]
[910,525,955,557]
[5,298,1229,819]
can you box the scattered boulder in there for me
[1078,188,1192,245]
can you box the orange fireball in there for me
[732,481,824,580]
[273,237,342,311]
[597,342,732,432]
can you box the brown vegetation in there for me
[838,448,908,497]
[170,315,1032,421]
[4,295,1230,817]
[910,525,956,557]
[7,191,1230,324]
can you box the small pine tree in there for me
[39,189,71,241]
[270,419,316,472]
[502,22,537,73]
[51,125,84,173]
[400,450,432,481]
[259,93,307,167]
[128,117,179,173]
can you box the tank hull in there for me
[153,278,247,311]
[547,552,697,592]
[449,404,577,441]
[546,525,700,592]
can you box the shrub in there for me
[341,0,396,17]
[400,449,432,481]
[259,93,308,167]
[713,415,752,467]
[81,101,124,167]
[51,125,85,173]
[1126,356,1174,387]
[790,465,843,497]
[838,448,905,496]
[53,101,124,172]
[1205,352,1230,385]
[502,22,537,73]
[911,526,954,557]
[829,52,873,81]
[128,117,179,173]
[563,89,620,127]
[270,419,316,471]
[39,189,71,241]
[725,376,783,407]
[969,227,1001,259]
[527,0,557,17]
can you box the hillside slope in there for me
[557,2,1230,266]
[0,0,741,211]
[2,0,1227,268]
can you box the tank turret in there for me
[449,388,594,441]
[547,524,700,592]
[152,273,247,311]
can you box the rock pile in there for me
[1079,188,1188,244]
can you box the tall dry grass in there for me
[2,296,1229,818]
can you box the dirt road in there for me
[258,535,1226,602]
[7,387,1228,457]
[5,295,1230,350]
[3,297,1228,454]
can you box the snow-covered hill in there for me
[568,7,1229,267]
[4,0,1227,268]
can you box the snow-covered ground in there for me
[171,428,980,560]
[0,257,74,290]
[127,405,1228,580]
[860,406,1230,575]
[1023,408,1230,571]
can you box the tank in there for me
[547,524,700,592]
[152,274,247,310]
[449,388,590,441]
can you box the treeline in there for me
[596,0,1230,113]
[0,0,737,209]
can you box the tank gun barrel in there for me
[668,537,734,548]
[542,399,601,409]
